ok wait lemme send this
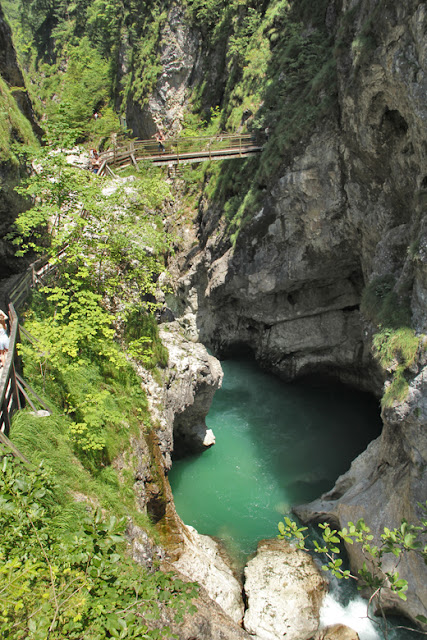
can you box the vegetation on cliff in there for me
[361,276,424,407]
[3,0,339,226]
[182,0,339,241]
[0,77,37,161]
[1,454,197,639]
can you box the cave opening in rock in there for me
[169,354,382,564]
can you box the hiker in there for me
[155,130,165,153]
[0,310,10,368]
[89,149,100,174]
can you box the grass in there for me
[0,77,38,162]
[361,275,424,408]
[12,331,159,536]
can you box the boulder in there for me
[243,539,327,640]
[315,624,359,640]
[172,524,244,624]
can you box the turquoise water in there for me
[169,357,382,563]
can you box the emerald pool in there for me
[168,357,382,564]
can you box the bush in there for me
[361,276,423,407]
[0,455,198,639]
[124,309,169,369]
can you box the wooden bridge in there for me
[97,132,262,176]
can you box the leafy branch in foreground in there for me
[0,455,198,639]
[278,509,427,631]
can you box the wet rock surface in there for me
[172,524,244,624]
[315,624,360,640]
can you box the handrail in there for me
[0,255,54,439]
[0,303,23,437]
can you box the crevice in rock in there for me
[380,108,409,138]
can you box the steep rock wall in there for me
[0,4,41,275]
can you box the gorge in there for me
[0,0,426,638]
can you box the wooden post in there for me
[11,363,21,411]
[2,397,10,437]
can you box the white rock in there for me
[243,540,327,640]
[173,524,244,624]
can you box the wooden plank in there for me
[15,373,52,413]
[0,431,32,466]
[16,381,38,412]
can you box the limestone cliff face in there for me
[124,4,200,139]
[0,6,39,131]
[147,0,427,624]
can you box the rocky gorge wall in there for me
[0,4,40,276]
[139,0,427,626]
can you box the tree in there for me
[278,509,427,633]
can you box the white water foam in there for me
[320,592,381,640]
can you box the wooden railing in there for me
[98,132,262,175]
[0,258,54,441]
[0,303,23,437]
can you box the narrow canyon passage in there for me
[169,356,382,564]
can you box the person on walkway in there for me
[155,130,166,153]
[0,310,10,368]
[89,149,100,174]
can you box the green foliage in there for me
[0,77,38,162]
[180,106,223,138]
[123,6,166,110]
[0,455,198,639]
[124,309,169,369]
[11,147,171,301]
[361,275,424,407]
[186,0,228,32]
[10,146,172,466]
[37,38,121,147]
[278,508,427,622]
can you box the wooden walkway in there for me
[98,133,262,176]
[0,261,52,447]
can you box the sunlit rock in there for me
[173,524,244,624]
[243,539,327,640]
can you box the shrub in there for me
[361,276,424,407]
[0,455,198,639]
